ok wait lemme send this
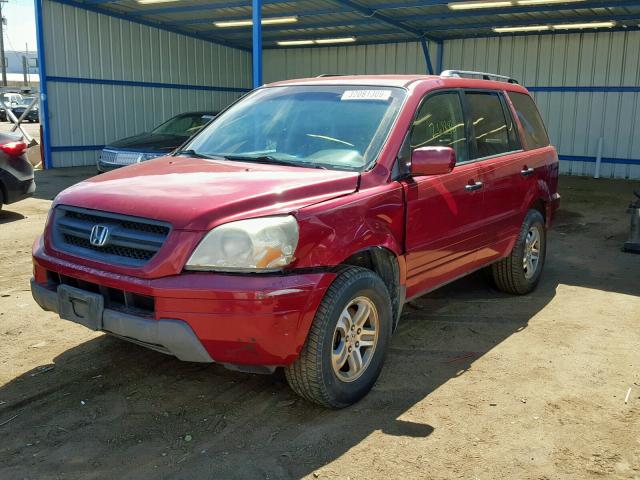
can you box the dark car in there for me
[11,98,39,123]
[97,111,217,172]
[0,131,34,210]
[0,93,25,121]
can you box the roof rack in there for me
[440,69,519,84]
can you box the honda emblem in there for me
[89,224,110,247]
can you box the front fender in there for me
[293,183,405,270]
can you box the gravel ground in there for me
[0,169,638,479]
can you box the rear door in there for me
[507,90,558,197]
[463,90,535,263]
[402,90,487,299]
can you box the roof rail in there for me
[316,73,348,77]
[440,69,519,84]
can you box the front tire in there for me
[490,209,546,295]
[285,267,392,408]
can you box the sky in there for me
[3,0,37,53]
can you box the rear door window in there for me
[465,91,518,160]
[410,92,468,163]
[507,92,550,150]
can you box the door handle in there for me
[465,181,483,191]
[521,166,535,176]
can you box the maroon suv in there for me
[31,72,560,407]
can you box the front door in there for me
[402,91,486,299]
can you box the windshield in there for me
[152,113,216,137]
[184,85,406,171]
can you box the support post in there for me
[0,0,7,87]
[34,0,52,169]
[252,0,262,88]
[594,136,604,179]
[420,37,434,75]
[436,40,444,74]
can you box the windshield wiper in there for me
[174,149,219,159]
[222,154,326,170]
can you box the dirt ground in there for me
[0,169,639,480]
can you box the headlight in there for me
[185,215,299,272]
[141,153,163,161]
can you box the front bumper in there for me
[32,243,335,367]
[0,168,35,204]
[96,159,125,172]
[31,279,214,362]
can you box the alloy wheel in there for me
[331,296,379,382]
[523,225,541,280]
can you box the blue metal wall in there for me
[40,0,252,168]
[263,40,439,83]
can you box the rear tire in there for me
[490,209,546,295]
[285,266,392,408]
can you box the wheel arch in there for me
[337,246,405,331]
[529,197,546,224]
[0,177,7,205]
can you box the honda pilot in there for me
[31,71,560,407]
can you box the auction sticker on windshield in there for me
[341,90,392,101]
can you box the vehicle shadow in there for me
[0,264,559,479]
[0,209,25,224]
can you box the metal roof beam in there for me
[263,36,437,49]
[428,12,640,32]
[88,0,446,8]
[123,1,449,24]
[170,7,354,25]
[197,7,640,42]
[206,27,403,42]
[328,0,439,41]
[85,0,636,16]
[199,18,375,35]
[124,0,292,16]
[397,0,640,23]
[186,0,640,33]
[448,24,640,40]
[48,0,250,51]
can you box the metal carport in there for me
[35,0,640,178]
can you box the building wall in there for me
[265,32,640,179]
[42,0,251,167]
[443,31,640,180]
[4,51,39,75]
[263,41,440,83]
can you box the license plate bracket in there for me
[58,285,104,331]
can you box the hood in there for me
[54,156,360,231]
[107,132,188,153]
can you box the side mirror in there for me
[410,146,456,176]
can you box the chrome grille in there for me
[52,205,171,267]
[100,149,141,165]
[100,149,164,165]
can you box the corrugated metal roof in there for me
[54,0,640,49]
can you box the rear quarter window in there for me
[508,92,550,150]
